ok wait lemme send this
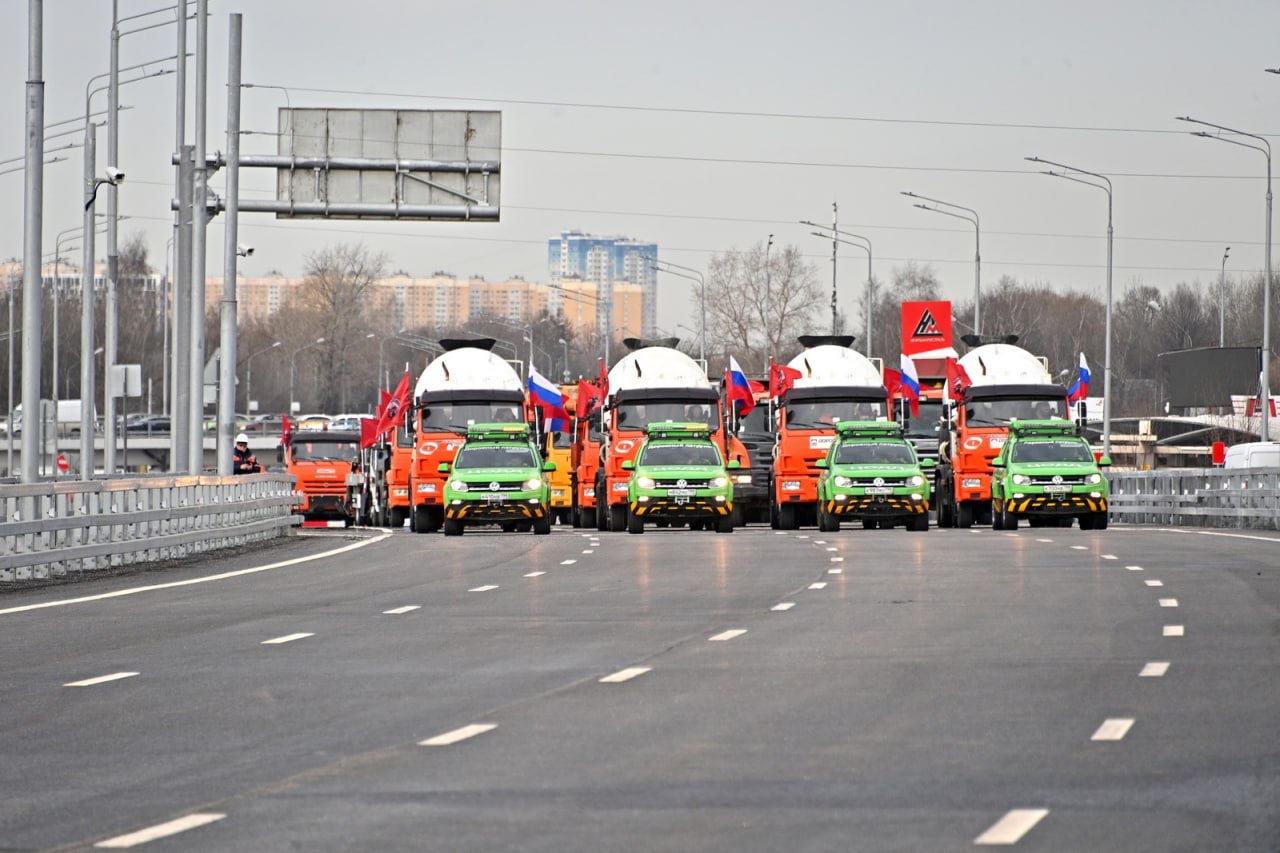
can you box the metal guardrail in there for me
[1108,468,1280,531]
[0,473,299,582]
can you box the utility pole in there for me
[21,0,46,482]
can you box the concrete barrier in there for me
[1108,468,1280,531]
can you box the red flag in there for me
[359,415,380,449]
[945,357,972,399]
[769,362,802,398]
[577,379,603,418]
[883,367,902,406]
[282,414,292,445]
[598,358,610,401]
[372,370,412,442]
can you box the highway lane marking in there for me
[1159,598,1179,608]
[382,606,421,615]
[64,672,139,688]
[599,667,651,683]
[1004,534,1018,538]
[771,602,796,611]
[1126,565,1143,571]
[809,582,828,590]
[469,585,499,592]
[582,549,595,554]
[94,812,226,848]
[419,723,498,746]
[814,540,826,544]
[774,531,787,535]
[1102,554,1118,560]
[1164,625,1185,637]
[0,533,391,617]
[1091,718,1135,741]
[524,571,546,577]
[1035,538,1053,543]
[708,629,747,642]
[1141,662,1170,677]
[798,535,810,539]
[561,559,577,565]
[830,557,844,562]
[826,547,838,551]
[828,568,843,574]
[261,633,313,645]
[1166,528,1280,544]
[1144,580,1164,587]
[974,808,1049,845]
[1070,545,1088,550]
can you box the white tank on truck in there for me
[408,339,528,533]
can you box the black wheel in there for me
[862,518,876,530]
[689,520,704,531]
[908,513,929,532]
[413,505,438,534]
[609,503,627,532]
[1005,511,1018,531]
[596,501,608,531]
[626,508,644,534]
[390,506,407,529]
[442,517,463,536]
[769,500,780,529]
[956,501,973,529]
[533,514,552,535]
[992,500,1003,530]
[581,505,597,529]
[777,503,798,530]
[716,514,734,533]
[1093,511,1109,531]
[827,512,840,532]
[816,506,830,532]
[1078,514,1094,530]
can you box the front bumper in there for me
[630,494,732,518]
[826,491,929,517]
[298,493,350,518]
[732,469,771,506]
[999,492,1108,515]
[445,495,548,521]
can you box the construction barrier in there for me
[1107,468,1280,531]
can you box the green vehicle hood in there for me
[452,467,538,479]
[1004,462,1101,476]
[827,463,924,478]
[634,465,726,478]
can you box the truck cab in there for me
[279,428,361,526]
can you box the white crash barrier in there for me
[1107,468,1280,531]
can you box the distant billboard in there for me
[274,109,501,221]
[1157,346,1260,408]
[901,301,953,355]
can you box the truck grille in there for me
[1027,475,1087,485]
[653,478,711,488]
[470,480,528,492]
[847,476,910,487]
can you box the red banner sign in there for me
[901,300,953,355]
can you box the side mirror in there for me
[405,409,417,436]
[621,460,635,471]
[542,460,557,472]
[920,458,936,469]
[815,458,829,469]
[991,458,1005,467]
[727,459,741,470]
[437,462,450,473]
[1098,455,1112,467]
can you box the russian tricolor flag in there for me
[727,355,755,417]
[900,353,921,417]
[528,367,569,431]
[1067,352,1090,404]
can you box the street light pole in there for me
[288,337,325,416]
[646,257,706,369]
[1025,156,1114,459]
[901,191,981,335]
[764,234,773,354]
[802,221,873,355]
[242,340,279,416]
[1221,247,1231,347]
[1178,116,1272,442]
[559,337,569,383]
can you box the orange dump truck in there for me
[279,428,362,526]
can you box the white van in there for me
[10,399,95,435]
[1223,441,1280,469]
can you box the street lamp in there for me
[559,337,569,383]
[645,257,706,368]
[764,235,774,352]
[1177,115,1272,442]
[802,221,874,356]
[288,337,325,415]
[901,191,982,335]
[1025,156,1115,459]
[241,340,280,414]
[1221,247,1231,347]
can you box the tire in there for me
[1093,511,1109,531]
[442,517,463,536]
[956,501,973,529]
[716,514,734,533]
[992,500,1003,530]
[937,494,954,528]
[1005,511,1018,531]
[413,504,435,534]
[862,518,876,530]
[777,503,798,530]
[596,501,608,531]
[769,500,780,529]
[533,514,552,535]
[908,513,929,532]
[626,508,644,534]
[609,503,627,532]
[581,505,597,529]
[389,506,407,529]
[816,506,830,532]
[1078,514,1095,531]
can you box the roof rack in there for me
[1008,418,1079,438]
[834,420,904,438]
[644,421,712,438]
[465,422,532,441]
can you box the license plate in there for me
[668,488,696,497]
[864,486,893,495]
[1044,485,1069,494]
[990,436,1006,448]
[483,493,505,503]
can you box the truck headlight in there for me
[908,475,924,487]
[524,477,542,490]
[1011,474,1029,485]
[637,476,656,489]
[1086,473,1102,484]
[734,474,752,484]
[449,480,468,492]
[710,476,728,488]
[833,476,853,487]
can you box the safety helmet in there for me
[235,432,249,443]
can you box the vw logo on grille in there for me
[677,478,687,487]
[873,477,884,486]
[1052,475,1063,484]
[490,481,500,490]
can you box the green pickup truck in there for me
[815,421,932,531]
[990,419,1110,531]
[439,423,555,536]
[623,422,737,534]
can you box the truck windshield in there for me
[1011,440,1094,463]
[421,402,523,431]
[551,430,573,449]
[455,445,536,468]
[292,440,359,461]
[834,442,916,465]
[639,443,721,466]
[615,401,720,432]
[965,399,1065,427]
[736,402,771,438]
[785,400,885,429]
[903,400,944,440]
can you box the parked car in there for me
[125,415,171,434]
[244,414,287,435]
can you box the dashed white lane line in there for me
[1159,598,1179,608]
[419,723,498,746]
[1035,538,1054,543]
[524,571,546,578]
[1140,662,1171,677]
[561,559,577,565]
[813,540,826,545]
[1164,625,1185,637]
[826,547,838,552]
[599,667,651,683]
[1102,554,1118,560]
[582,550,595,554]
[1004,533,1018,538]
[1126,565,1143,571]
[828,568,843,574]
[1070,545,1088,551]
[1144,580,1164,587]
[774,531,787,535]
[1091,718,1135,741]
[708,629,747,642]
[974,808,1049,846]
[382,606,421,615]
[64,672,139,688]
[771,602,796,611]
[809,582,828,590]
[469,585,499,593]
[261,633,313,645]
[94,813,226,848]
[830,557,844,562]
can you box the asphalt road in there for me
[1,520,1277,851]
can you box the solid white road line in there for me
[1091,718,1135,741]
[524,571,546,578]
[94,813,226,848]
[599,667,651,683]
[419,723,498,746]
[708,629,747,642]
[771,602,796,611]
[64,672,139,688]
[1159,598,1179,608]
[974,808,1049,845]
[382,606,421,615]
[809,582,828,590]
[469,585,499,592]
[1140,662,1170,677]
[261,633,314,645]
[560,559,577,565]
[1164,625,1185,637]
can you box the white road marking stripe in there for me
[1164,625,1185,637]
[1004,533,1018,538]
[64,672,138,688]
[798,535,810,539]
[974,808,1049,845]
[830,557,844,562]
[0,534,389,617]
[582,550,594,554]
[599,667,651,683]
[774,531,787,535]
[1126,565,1143,571]
[419,723,497,746]
[1091,718,1135,741]
[561,559,577,565]
[1070,545,1088,550]
[1035,538,1053,543]
[771,602,796,611]
[382,606,421,615]
[261,633,313,645]
[828,568,843,574]
[826,547,838,551]
[1182,529,1280,544]
[524,571,546,577]
[814,540,826,544]
[1159,598,1178,608]
[1144,580,1164,587]
[708,629,747,642]
[809,582,827,590]
[1140,662,1170,677]
[469,585,499,592]
[94,813,226,848]
[1102,554,1118,560]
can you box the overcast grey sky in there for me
[5,0,1280,335]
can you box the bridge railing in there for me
[0,473,299,582]
[1107,468,1280,530]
